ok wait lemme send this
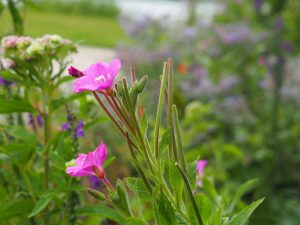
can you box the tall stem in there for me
[43,87,51,225]
[154,62,168,159]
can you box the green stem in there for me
[173,105,187,172]
[167,59,178,161]
[176,163,203,225]
[154,62,168,159]
[43,87,51,225]
[122,79,156,174]
[126,132,152,194]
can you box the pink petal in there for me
[92,143,108,168]
[66,165,94,177]
[108,59,122,77]
[75,154,87,166]
[73,74,100,93]
[197,160,207,176]
[82,63,107,77]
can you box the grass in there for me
[1,10,127,47]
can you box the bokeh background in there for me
[1,0,300,224]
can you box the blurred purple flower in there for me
[37,115,43,127]
[61,122,70,131]
[0,77,14,86]
[254,0,263,10]
[281,42,293,53]
[89,175,102,189]
[217,25,249,44]
[222,96,246,111]
[219,76,240,91]
[274,17,283,32]
[183,27,197,39]
[259,56,267,65]
[28,114,43,130]
[28,114,35,130]
[75,120,84,138]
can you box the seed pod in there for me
[87,188,106,201]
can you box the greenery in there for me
[0,8,126,47]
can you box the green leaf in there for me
[229,179,258,212]
[153,192,178,225]
[5,126,37,143]
[76,205,124,223]
[140,112,148,139]
[126,177,151,201]
[1,142,35,164]
[110,180,132,217]
[228,198,264,225]
[209,207,223,225]
[28,192,55,218]
[0,98,34,113]
[186,161,197,190]
[125,217,148,225]
[54,76,73,88]
[169,162,184,206]
[0,199,33,222]
[103,156,116,168]
[49,151,66,171]
[51,92,88,111]
[195,193,213,224]
[159,129,171,155]
[203,178,219,205]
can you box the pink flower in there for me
[196,160,207,186]
[72,59,121,93]
[66,143,108,178]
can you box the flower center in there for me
[94,75,106,84]
[92,165,104,179]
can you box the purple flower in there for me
[28,114,36,130]
[72,59,122,93]
[61,122,70,131]
[66,143,108,178]
[274,17,283,32]
[37,115,43,127]
[217,25,249,44]
[89,175,102,189]
[183,27,197,39]
[254,0,263,10]
[219,76,240,91]
[281,42,293,53]
[75,120,84,138]
[0,77,14,86]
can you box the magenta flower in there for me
[66,143,108,178]
[196,160,207,186]
[72,59,121,93]
[68,66,83,78]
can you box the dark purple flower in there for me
[28,114,36,130]
[75,120,84,138]
[68,66,83,78]
[61,122,70,131]
[37,115,43,127]
[0,77,14,86]
[89,175,102,189]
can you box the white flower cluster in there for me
[1,34,76,61]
